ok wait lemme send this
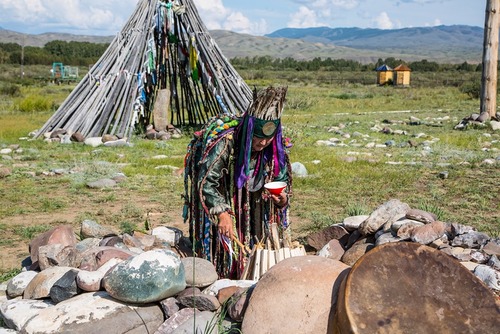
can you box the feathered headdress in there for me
[235,86,288,188]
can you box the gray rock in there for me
[103,139,131,147]
[50,269,80,303]
[24,266,75,300]
[450,223,476,237]
[0,299,54,331]
[170,311,234,334]
[74,238,101,253]
[342,215,369,231]
[470,250,490,264]
[84,137,103,147]
[182,257,218,288]
[6,271,38,298]
[474,265,500,291]
[103,249,186,303]
[86,178,117,189]
[410,221,446,245]
[152,226,183,246]
[452,231,490,249]
[155,308,195,334]
[80,220,116,239]
[0,148,12,155]
[359,199,410,235]
[488,255,500,270]
[291,162,308,177]
[22,291,163,334]
[376,232,402,246]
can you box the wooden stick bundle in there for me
[35,0,252,139]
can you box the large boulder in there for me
[242,256,350,334]
[102,249,186,303]
[19,292,163,333]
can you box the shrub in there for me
[16,95,55,112]
[459,80,481,99]
[0,83,21,97]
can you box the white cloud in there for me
[373,12,394,29]
[194,0,265,35]
[329,0,359,9]
[288,6,324,28]
[0,0,138,35]
[193,0,229,30]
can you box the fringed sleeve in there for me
[197,135,235,216]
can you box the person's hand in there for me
[271,190,288,207]
[217,211,234,239]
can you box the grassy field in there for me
[0,74,499,277]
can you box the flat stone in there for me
[22,291,163,334]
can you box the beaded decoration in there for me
[203,116,239,146]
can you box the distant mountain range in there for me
[0,25,485,64]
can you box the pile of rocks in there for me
[35,124,182,147]
[1,199,499,333]
[307,199,500,293]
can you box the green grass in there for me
[0,72,499,270]
[15,225,53,240]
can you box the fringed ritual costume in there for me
[183,86,292,279]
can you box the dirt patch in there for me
[0,187,308,272]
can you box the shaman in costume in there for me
[184,86,292,278]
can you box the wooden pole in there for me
[480,0,500,120]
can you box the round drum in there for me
[334,242,500,334]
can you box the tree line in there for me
[0,40,108,67]
[230,56,482,73]
[0,40,483,72]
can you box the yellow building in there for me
[375,64,393,85]
[393,64,411,87]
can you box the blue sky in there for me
[0,0,486,36]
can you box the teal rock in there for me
[103,249,186,303]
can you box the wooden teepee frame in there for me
[35,0,252,139]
